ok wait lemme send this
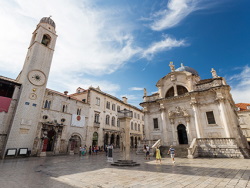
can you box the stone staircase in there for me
[159,145,189,158]
[188,138,249,159]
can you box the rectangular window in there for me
[106,101,110,109]
[96,97,100,106]
[206,111,216,124]
[94,113,100,123]
[117,106,120,112]
[112,104,116,111]
[153,118,158,129]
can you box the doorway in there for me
[177,124,188,144]
[92,132,98,146]
[47,129,56,151]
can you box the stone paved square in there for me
[0,151,249,188]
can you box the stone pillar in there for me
[159,103,168,145]
[191,102,202,138]
[170,119,177,145]
[216,98,231,137]
[119,116,132,160]
[173,84,178,96]
[54,134,61,154]
[185,117,192,144]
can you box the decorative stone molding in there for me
[168,106,190,122]
[196,79,223,91]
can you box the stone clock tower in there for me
[4,17,57,155]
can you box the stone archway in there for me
[104,133,109,146]
[177,124,188,144]
[110,134,115,145]
[70,135,82,154]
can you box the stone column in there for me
[119,116,132,160]
[159,103,168,145]
[173,84,178,96]
[185,117,192,144]
[191,102,202,138]
[170,119,177,145]
[216,98,231,137]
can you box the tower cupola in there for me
[39,17,56,28]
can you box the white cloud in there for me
[142,36,186,59]
[150,0,199,31]
[129,87,144,91]
[228,65,250,103]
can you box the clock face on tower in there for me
[28,70,46,86]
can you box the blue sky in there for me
[0,0,250,107]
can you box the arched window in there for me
[77,108,81,115]
[117,119,120,127]
[62,105,67,113]
[177,85,188,95]
[131,122,133,130]
[106,115,110,125]
[135,123,137,131]
[138,124,140,131]
[165,87,174,98]
[41,34,51,46]
[111,116,115,126]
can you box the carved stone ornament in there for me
[168,106,190,119]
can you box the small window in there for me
[77,108,81,115]
[117,106,120,112]
[153,118,158,129]
[206,111,216,124]
[106,115,110,125]
[61,118,66,122]
[62,105,67,113]
[138,124,140,131]
[111,117,115,126]
[117,119,120,127]
[43,115,48,120]
[44,100,51,109]
[106,101,110,109]
[41,34,51,46]
[96,97,100,106]
[247,106,250,110]
[112,104,116,111]
[131,122,134,130]
[94,113,100,123]
[135,123,137,131]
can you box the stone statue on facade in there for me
[211,68,218,78]
[144,88,147,97]
[169,61,175,72]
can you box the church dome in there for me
[175,64,199,76]
[39,17,56,28]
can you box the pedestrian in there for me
[145,145,150,160]
[89,146,92,155]
[79,146,82,156]
[155,147,161,164]
[168,145,176,163]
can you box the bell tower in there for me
[4,17,57,156]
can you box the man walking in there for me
[168,145,176,163]
[145,145,150,160]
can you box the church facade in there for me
[140,63,249,158]
[0,17,144,159]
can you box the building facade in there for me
[71,87,144,149]
[140,63,249,158]
[236,103,250,145]
[0,17,144,158]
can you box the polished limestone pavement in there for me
[0,150,249,188]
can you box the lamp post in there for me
[111,109,140,166]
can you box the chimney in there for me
[64,91,68,95]
[122,96,128,104]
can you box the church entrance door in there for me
[177,124,188,144]
[47,129,56,151]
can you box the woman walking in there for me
[155,147,161,164]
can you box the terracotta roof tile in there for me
[235,103,250,112]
